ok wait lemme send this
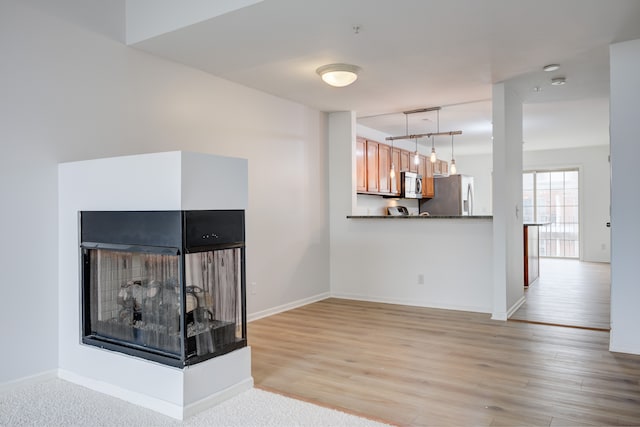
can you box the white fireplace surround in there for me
[58,151,252,420]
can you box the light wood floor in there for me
[249,298,640,427]
[510,259,611,330]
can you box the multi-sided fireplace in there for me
[80,210,246,367]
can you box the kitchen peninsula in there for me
[347,215,493,219]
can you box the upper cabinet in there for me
[356,137,367,192]
[418,155,435,198]
[378,143,391,193]
[390,148,401,196]
[366,139,379,192]
[356,136,437,198]
[433,158,449,176]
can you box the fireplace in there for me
[80,210,246,367]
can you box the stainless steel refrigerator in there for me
[419,174,474,216]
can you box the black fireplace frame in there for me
[79,210,247,368]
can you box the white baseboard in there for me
[330,293,492,314]
[507,295,526,319]
[183,377,253,419]
[0,370,58,393]
[248,292,330,322]
[492,295,526,321]
[58,369,185,419]
[57,370,253,420]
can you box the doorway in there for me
[523,169,580,258]
[509,258,610,330]
[514,168,610,330]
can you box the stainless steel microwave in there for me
[401,171,422,199]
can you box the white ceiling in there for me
[130,0,640,155]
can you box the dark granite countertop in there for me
[347,215,493,219]
[523,223,550,226]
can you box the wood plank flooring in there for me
[248,298,640,427]
[510,259,611,330]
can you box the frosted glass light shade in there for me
[430,148,437,163]
[316,63,360,87]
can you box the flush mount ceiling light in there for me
[551,77,567,86]
[316,63,361,87]
[543,64,561,72]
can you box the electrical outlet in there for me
[250,281,257,295]
[417,274,425,285]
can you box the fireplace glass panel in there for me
[87,249,182,355]
[81,209,246,366]
[184,248,243,356]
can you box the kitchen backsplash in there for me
[356,194,419,216]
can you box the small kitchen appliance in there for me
[401,171,423,199]
[387,206,409,216]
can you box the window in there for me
[523,169,579,258]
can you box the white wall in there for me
[452,153,493,216]
[492,83,525,320]
[524,146,610,263]
[125,0,263,44]
[0,0,329,384]
[330,114,494,314]
[457,146,611,263]
[609,38,640,355]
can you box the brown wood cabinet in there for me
[400,150,410,174]
[432,159,449,176]
[378,143,391,193]
[356,136,436,198]
[433,158,441,175]
[356,137,367,192]
[366,140,379,192]
[409,150,419,173]
[425,159,434,198]
[418,155,435,198]
[524,224,541,287]
[390,148,401,196]
[440,159,449,176]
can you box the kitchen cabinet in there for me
[524,224,545,286]
[400,150,410,174]
[418,155,435,198]
[356,137,366,192]
[433,159,449,176]
[366,140,379,192]
[356,136,432,198]
[378,143,391,193]
[432,159,441,175]
[409,151,419,173]
[440,159,449,176]
[390,147,401,196]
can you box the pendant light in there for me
[414,138,420,165]
[430,136,437,163]
[430,109,439,163]
[389,137,396,179]
[449,133,457,175]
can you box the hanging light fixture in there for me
[450,133,457,175]
[389,138,396,179]
[430,109,439,163]
[385,106,463,165]
[430,136,437,163]
[316,63,361,87]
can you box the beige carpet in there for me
[0,378,392,426]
